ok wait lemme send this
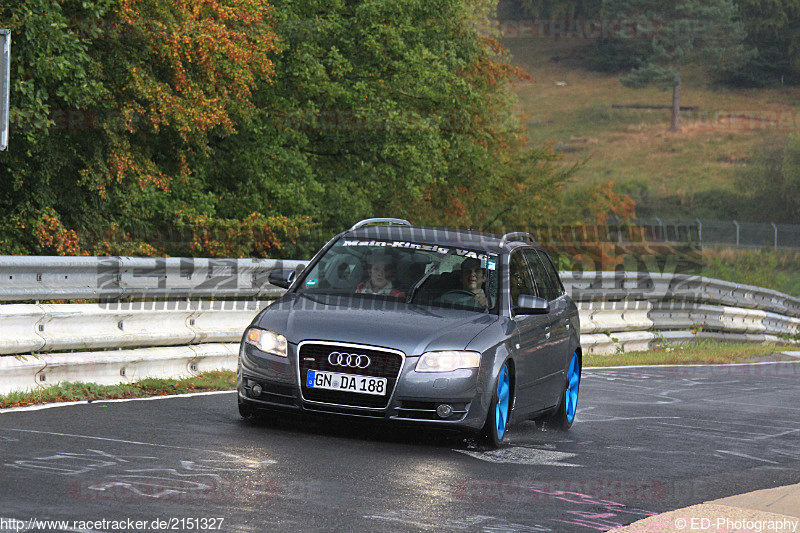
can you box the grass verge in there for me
[585,340,796,367]
[503,38,800,220]
[0,370,236,409]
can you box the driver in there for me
[459,258,490,308]
[356,252,405,297]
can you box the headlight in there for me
[415,351,481,373]
[245,328,288,357]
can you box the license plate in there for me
[306,370,387,396]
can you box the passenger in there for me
[356,252,405,297]
[459,258,491,308]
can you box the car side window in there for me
[509,252,536,307]
[523,250,558,302]
[537,251,565,296]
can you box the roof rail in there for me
[499,232,537,247]
[348,218,412,231]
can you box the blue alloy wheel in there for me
[565,353,580,423]
[481,361,512,447]
[544,350,580,430]
[495,363,511,440]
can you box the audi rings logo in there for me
[328,351,371,369]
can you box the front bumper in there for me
[238,342,492,431]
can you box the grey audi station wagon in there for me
[238,218,581,446]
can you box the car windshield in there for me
[297,239,499,313]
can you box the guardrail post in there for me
[732,220,740,247]
[771,222,778,250]
[695,218,702,247]
[0,29,9,151]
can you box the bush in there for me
[702,247,800,297]
[735,134,800,224]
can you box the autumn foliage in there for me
[0,0,604,258]
[116,0,277,140]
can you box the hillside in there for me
[502,38,800,221]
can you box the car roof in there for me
[342,222,543,255]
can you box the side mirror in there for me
[516,294,549,315]
[268,268,296,289]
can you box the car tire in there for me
[546,351,580,430]
[480,361,512,448]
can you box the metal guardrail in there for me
[0,256,798,395]
[1,257,798,316]
[0,344,239,396]
[560,271,800,318]
[0,300,269,355]
[0,256,305,301]
[577,300,800,355]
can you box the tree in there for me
[0,0,313,257]
[603,0,750,131]
[1,0,574,257]
[720,0,800,86]
[0,0,107,254]
[517,0,601,19]
[258,0,574,242]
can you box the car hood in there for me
[253,293,499,356]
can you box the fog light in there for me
[251,383,263,397]
[436,404,453,418]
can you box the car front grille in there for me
[298,342,404,409]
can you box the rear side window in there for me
[523,250,559,302]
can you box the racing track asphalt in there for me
[1,358,799,533]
